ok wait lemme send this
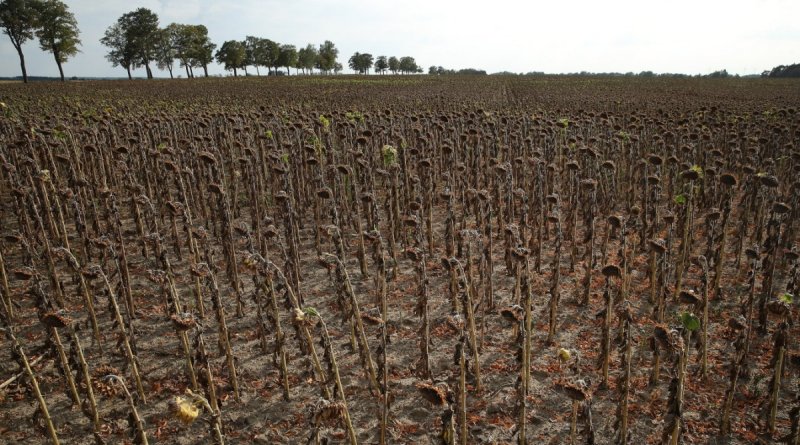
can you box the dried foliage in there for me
[0,76,798,445]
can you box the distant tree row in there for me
[8,2,789,82]
[348,52,373,74]
[96,7,344,79]
[347,54,422,74]
[428,66,487,75]
[100,8,214,80]
[0,0,80,82]
[215,38,340,77]
[762,63,800,78]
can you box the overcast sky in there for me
[1,0,798,78]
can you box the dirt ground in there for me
[0,76,798,445]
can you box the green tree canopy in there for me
[101,8,160,79]
[375,55,388,74]
[193,36,215,77]
[100,22,136,79]
[388,56,399,74]
[168,23,192,77]
[153,27,174,78]
[399,56,418,74]
[169,23,209,78]
[316,40,338,74]
[0,0,40,82]
[765,63,800,78]
[250,38,280,74]
[244,35,261,75]
[34,0,80,81]
[348,52,373,74]
[297,43,318,74]
[120,8,159,79]
[215,39,245,76]
[185,24,214,77]
[277,43,297,75]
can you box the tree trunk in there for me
[55,57,65,82]
[233,67,238,77]
[255,65,260,76]
[15,45,28,83]
[286,67,290,75]
[167,65,174,79]
[184,64,191,78]
[203,64,209,77]
[126,65,132,80]
[145,63,153,79]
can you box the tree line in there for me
[428,66,487,75]
[13,1,780,81]
[762,63,800,78]
[104,6,424,79]
[0,0,80,82]
[214,38,340,77]
[348,54,421,74]
[98,8,342,80]
[1,1,425,81]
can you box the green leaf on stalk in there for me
[679,312,700,331]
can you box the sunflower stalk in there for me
[92,265,146,404]
[4,328,60,445]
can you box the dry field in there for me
[0,75,799,444]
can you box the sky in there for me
[1,0,799,78]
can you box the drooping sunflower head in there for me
[169,396,200,425]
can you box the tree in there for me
[361,53,374,73]
[388,56,399,74]
[102,8,160,79]
[348,51,360,73]
[186,25,213,77]
[0,0,40,83]
[399,56,418,74]
[765,63,800,78]
[297,43,318,75]
[456,68,484,75]
[277,44,297,75]
[169,23,194,77]
[244,36,261,75]
[333,62,343,74]
[119,8,160,79]
[317,40,338,74]
[100,22,135,79]
[251,38,280,75]
[428,65,437,75]
[707,69,729,78]
[348,52,373,74]
[154,27,174,78]
[374,55,388,74]
[194,37,215,77]
[34,0,80,82]
[215,39,245,76]
[160,23,212,78]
